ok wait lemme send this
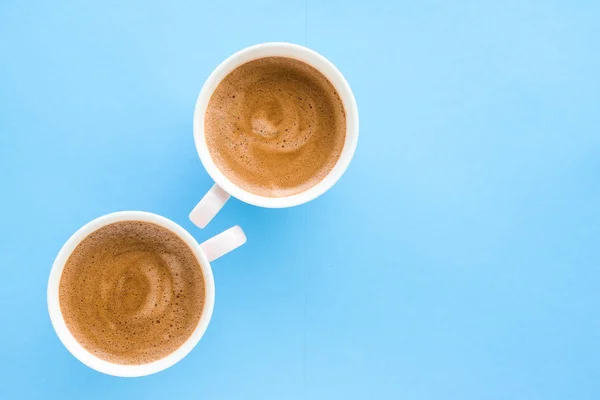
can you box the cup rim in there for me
[193,42,359,208]
[47,211,216,377]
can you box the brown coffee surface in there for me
[59,221,205,365]
[205,56,346,197]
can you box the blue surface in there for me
[1,0,599,399]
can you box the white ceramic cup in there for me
[189,42,359,228]
[47,211,246,377]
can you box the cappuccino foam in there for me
[59,221,205,365]
[205,56,346,197]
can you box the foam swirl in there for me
[59,221,205,365]
[205,57,346,197]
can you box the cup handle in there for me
[189,183,231,229]
[200,225,246,262]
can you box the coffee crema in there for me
[205,56,346,197]
[59,221,205,365]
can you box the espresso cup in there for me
[189,42,359,228]
[47,211,246,377]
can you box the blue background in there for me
[1,0,599,399]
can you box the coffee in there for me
[59,221,205,365]
[205,56,346,197]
